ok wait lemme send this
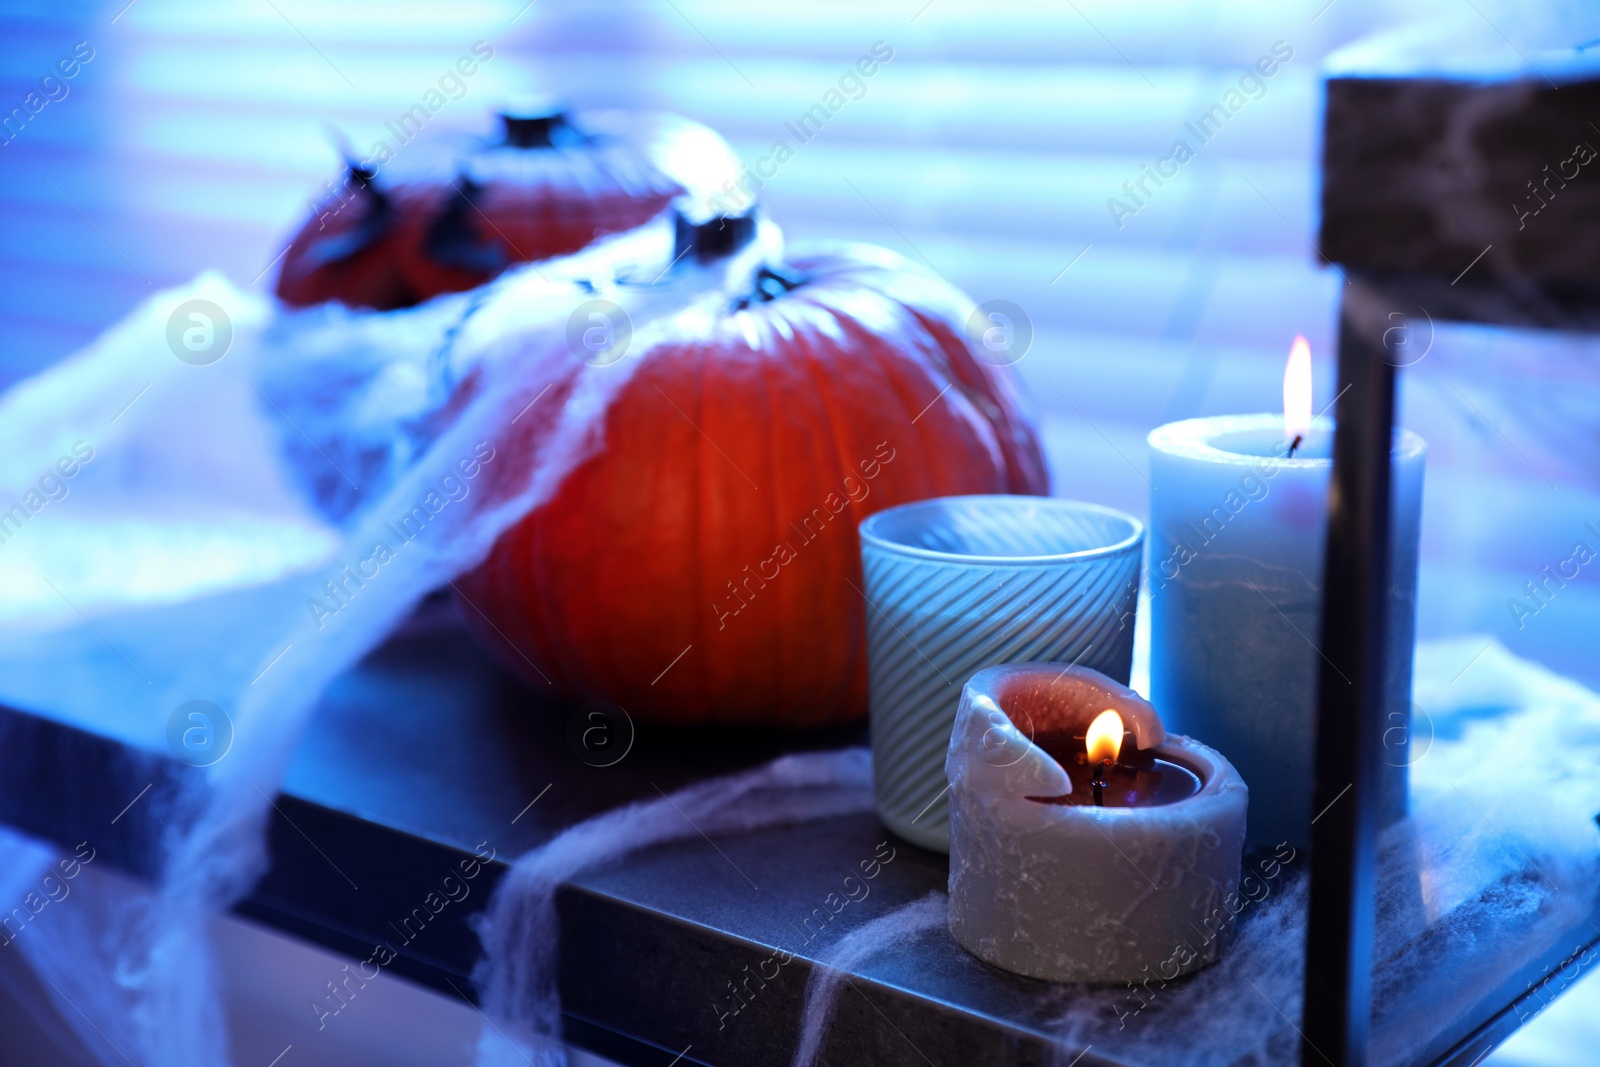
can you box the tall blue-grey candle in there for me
[1147,414,1425,849]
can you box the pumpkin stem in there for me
[499,107,576,149]
[345,160,378,189]
[424,175,509,273]
[752,265,806,301]
[672,208,758,265]
[288,162,391,272]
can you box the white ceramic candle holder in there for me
[946,663,1248,984]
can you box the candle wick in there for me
[1092,758,1112,807]
[1286,433,1303,459]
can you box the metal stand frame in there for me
[1303,278,1396,1065]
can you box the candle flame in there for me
[1085,709,1124,764]
[1284,334,1313,442]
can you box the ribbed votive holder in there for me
[859,495,1144,852]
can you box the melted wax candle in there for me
[945,663,1247,984]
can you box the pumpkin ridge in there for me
[793,307,861,723]
[756,311,787,721]
[864,306,950,501]
[691,337,711,720]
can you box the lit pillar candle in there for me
[1146,337,1426,849]
[946,663,1247,984]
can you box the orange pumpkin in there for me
[458,217,1048,727]
[275,109,687,310]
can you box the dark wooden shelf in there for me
[2,610,1596,1066]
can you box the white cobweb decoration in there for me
[1035,637,1600,1067]
[615,636,1599,1067]
[789,892,947,1067]
[471,748,874,1067]
[0,196,1596,1067]
[0,215,784,1067]
[471,636,1600,1067]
